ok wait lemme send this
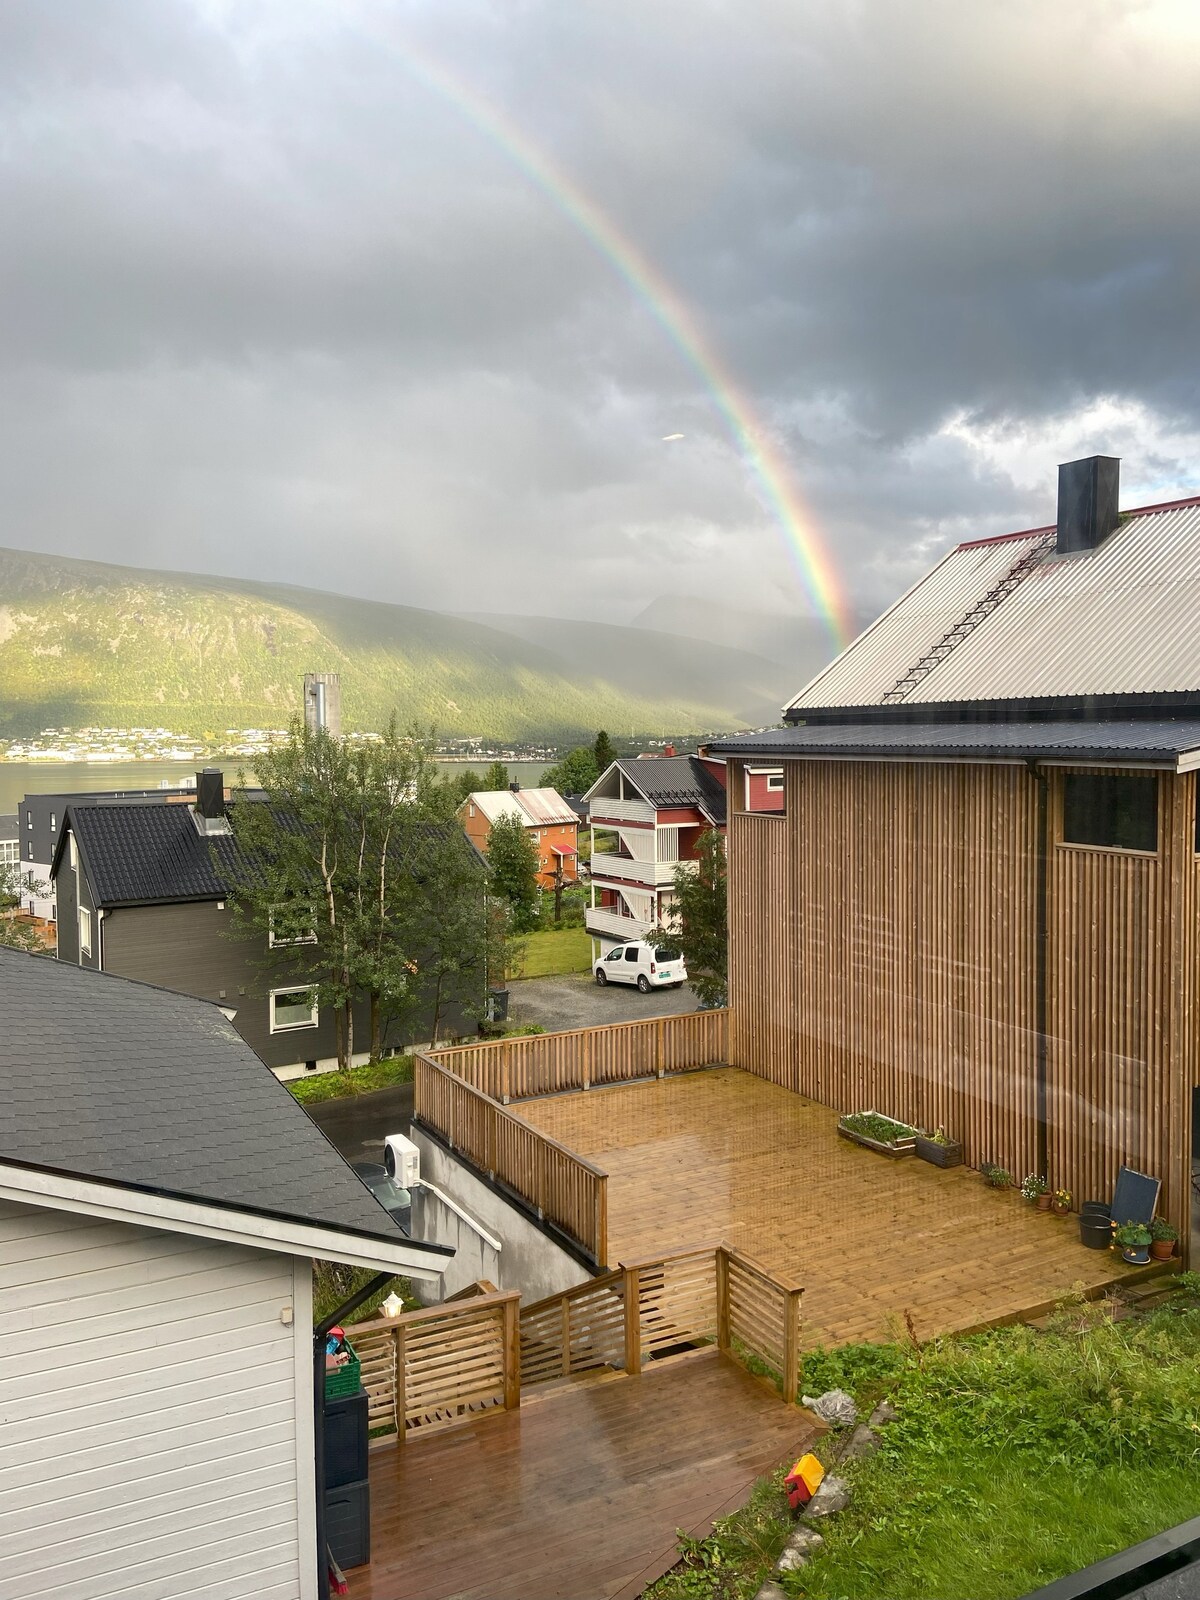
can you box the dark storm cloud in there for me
[1,0,1198,624]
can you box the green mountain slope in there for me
[0,547,774,741]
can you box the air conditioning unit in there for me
[383,1133,420,1188]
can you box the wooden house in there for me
[457,785,579,890]
[0,949,449,1599]
[711,458,1200,1248]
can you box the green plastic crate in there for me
[324,1341,361,1400]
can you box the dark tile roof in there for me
[708,719,1200,766]
[0,948,442,1248]
[615,757,728,824]
[60,801,238,907]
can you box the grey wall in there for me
[409,1126,591,1305]
[52,839,98,968]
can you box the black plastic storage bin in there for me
[325,1477,370,1571]
[324,1390,368,1491]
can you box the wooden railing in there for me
[427,1009,730,1103]
[350,1288,521,1440]
[415,1054,609,1263]
[518,1243,803,1403]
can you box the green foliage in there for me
[1151,1217,1178,1242]
[652,1301,1200,1600]
[286,1054,415,1105]
[312,1263,417,1326]
[840,1111,916,1144]
[0,861,49,951]
[483,761,509,791]
[1021,1172,1049,1200]
[540,745,599,795]
[593,729,618,772]
[982,1163,1013,1188]
[1114,1221,1152,1247]
[1175,1272,1200,1295]
[507,925,593,979]
[670,828,727,1008]
[487,813,541,933]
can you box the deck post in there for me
[624,1266,642,1376]
[582,1029,591,1092]
[783,1288,802,1406]
[656,1018,665,1079]
[715,1249,731,1353]
[560,1297,572,1378]
[596,1177,608,1269]
[501,1041,511,1105]
[394,1322,407,1441]
[502,1295,522,1411]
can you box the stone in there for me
[841,1424,881,1461]
[868,1400,899,1427]
[754,1582,789,1600]
[785,1528,825,1554]
[802,1475,850,1518]
[776,1547,809,1573]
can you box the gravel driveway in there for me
[507,970,701,1034]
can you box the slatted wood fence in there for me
[427,1009,730,1102]
[350,1288,521,1440]
[518,1242,804,1402]
[415,1053,609,1262]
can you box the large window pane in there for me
[1062,773,1158,853]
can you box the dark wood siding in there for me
[726,756,1193,1241]
[52,835,99,970]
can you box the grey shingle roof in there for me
[62,801,237,907]
[0,948,440,1247]
[615,757,728,824]
[708,719,1200,766]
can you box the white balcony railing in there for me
[590,857,697,889]
[585,907,654,941]
[586,798,656,827]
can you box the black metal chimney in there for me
[196,769,224,821]
[1056,456,1119,555]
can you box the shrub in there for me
[1020,1173,1049,1201]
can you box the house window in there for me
[0,840,17,867]
[268,904,318,947]
[49,812,55,831]
[766,774,784,792]
[1063,773,1158,854]
[270,987,318,1032]
[68,834,77,869]
[79,906,92,956]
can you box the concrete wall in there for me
[409,1126,591,1305]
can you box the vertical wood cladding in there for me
[727,757,1194,1234]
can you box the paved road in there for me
[507,970,701,1033]
[305,1082,413,1166]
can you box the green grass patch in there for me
[508,924,593,979]
[313,1262,418,1326]
[286,1054,415,1105]
[647,1291,1200,1600]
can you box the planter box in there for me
[837,1111,917,1158]
[916,1134,963,1168]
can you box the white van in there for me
[593,940,687,992]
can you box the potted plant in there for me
[1051,1188,1072,1217]
[1150,1218,1178,1261]
[1114,1221,1153,1265]
[916,1126,963,1168]
[837,1110,917,1157]
[982,1163,1013,1189]
[1021,1174,1051,1209]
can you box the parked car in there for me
[593,940,687,992]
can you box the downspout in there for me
[1026,760,1050,1180]
[312,1270,396,1600]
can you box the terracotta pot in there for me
[1151,1239,1175,1261]
[1052,1200,1069,1216]
[1036,1193,1053,1211]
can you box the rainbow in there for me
[367,32,851,648]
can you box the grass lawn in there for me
[509,924,593,979]
[286,1054,414,1105]
[648,1283,1200,1600]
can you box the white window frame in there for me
[68,833,77,869]
[268,905,318,948]
[78,905,92,957]
[270,986,319,1033]
[766,773,784,793]
[0,840,17,867]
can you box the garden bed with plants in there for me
[286,1054,416,1105]
[646,1276,1200,1600]
[837,1111,917,1157]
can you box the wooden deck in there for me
[515,1067,1143,1348]
[349,1350,820,1600]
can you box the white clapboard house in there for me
[0,949,451,1600]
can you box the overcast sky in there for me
[4,0,1200,636]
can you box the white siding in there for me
[0,1199,309,1600]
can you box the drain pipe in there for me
[313,1271,396,1600]
[1026,760,1050,1181]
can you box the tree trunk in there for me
[553,869,563,925]
[343,995,354,1070]
[334,1003,347,1073]
[370,991,382,1061]
[429,972,445,1046]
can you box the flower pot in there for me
[1121,1244,1151,1265]
[1052,1200,1070,1216]
[1035,1194,1053,1211]
[1081,1201,1110,1221]
[1151,1239,1175,1261]
[916,1134,962,1168]
[837,1112,917,1158]
[1079,1215,1112,1250]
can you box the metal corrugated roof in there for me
[511,787,578,826]
[788,500,1200,712]
[709,719,1200,766]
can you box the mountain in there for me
[457,612,794,727]
[0,547,785,742]
[630,595,845,694]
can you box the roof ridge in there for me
[956,492,1200,551]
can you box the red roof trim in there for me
[956,493,1200,552]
